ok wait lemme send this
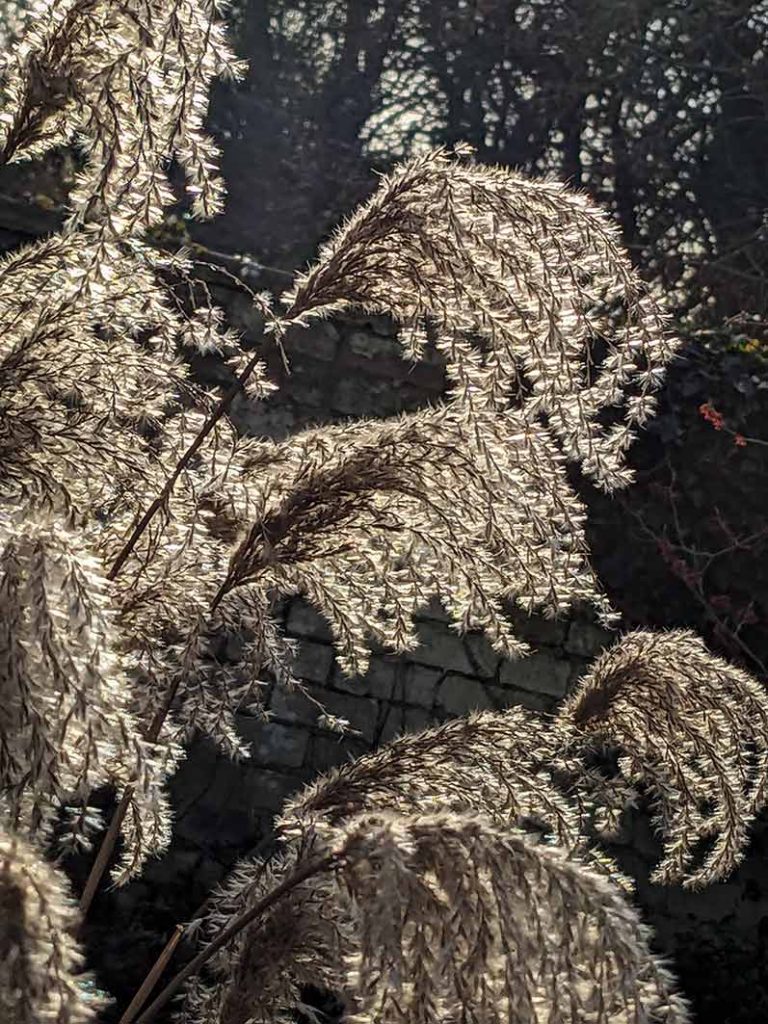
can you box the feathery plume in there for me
[213,404,614,676]
[0,824,105,1022]
[0,0,276,847]
[280,147,679,491]
[0,506,178,882]
[558,629,768,888]
[0,0,244,230]
[180,808,689,1024]
[178,707,633,1023]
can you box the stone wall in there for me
[169,598,610,861]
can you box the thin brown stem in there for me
[134,853,338,1024]
[119,924,185,1024]
[117,832,278,1021]
[79,339,287,915]
[78,787,133,916]
[108,349,268,580]
[78,670,184,915]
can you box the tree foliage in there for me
[213,0,768,333]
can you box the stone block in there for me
[465,633,502,678]
[567,658,592,689]
[378,705,432,744]
[250,769,306,811]
[365,314,397,336]
[512,610,568,647]
[498,651,570,697]
[193,857,226,893]
[347,329,404,360]
[223,291,267,338]
[284,320,339,362]
[400,663,443,709]
[565,620,615,657]
[172,753,258,846]
[332,656,397,700]
[286,600,333,641]
[209,806,259,847]
[237,719,309,768]
[331,377,395,417]
[169,740,223,818]
[283,378,327,408]
[399,360,446,393]
[293,638,335,684]
[315,688,381,743]
[398,382,436,411]
[408,620,474,675]
[269,684,320,726]
[437,674,496,716]
[143,850,200,887]
[308,734,365,772]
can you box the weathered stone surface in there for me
[348,329,403,360]
[365,314,397,337]
[314,688,381,743]
[237,719,309,768]
[513,611,569,647]
[284,320,339,362]
[269,684,320,726]
[498,651,570,697]
[171,752,262,846]
[331,377,395,416]
[250,769,307,812]
[223,290,267,339]
[282,377,327,408]
[565,620,615,657]
[437,673,496,716]
[378,704,432,743]
[232,398,297,439]
[308,734,364,772]
[332,656,397,700]
[465,633,502,678]
[292,638,335,684]
[408,621,474,675]
[398,663,442,709]
[286,599,332,641]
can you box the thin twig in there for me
[107,349,267,580]
[117,832,278,1021]
[617,491,768,678]
[134,853,338,1024]
[78,788,133,916]
[119,924,185,1024]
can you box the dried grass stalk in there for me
[281,146,679,491]
[558,629,768,888]
[180,808,690,1024]
[0,508,178,882]
[0,824,105,1022]
[215,405,614,676]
